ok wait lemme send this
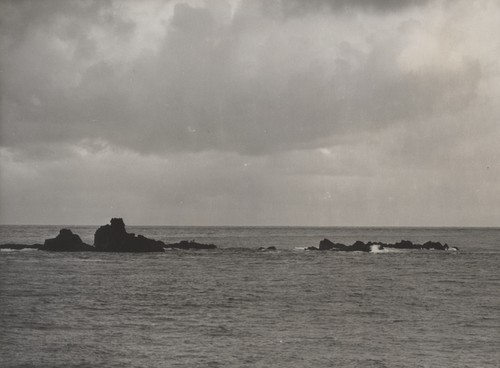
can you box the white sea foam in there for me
[370,244,403,253]
[370,244,384,253]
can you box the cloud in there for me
[3,127,500,226]
[280,0,434,16]
[1,0,491,156]
[1,0,500,225]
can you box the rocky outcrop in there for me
[2,218,218,253]
[39,229,95,252]
[164,240,217,250]
[93,218,165,252]
[258,246,277,251]
[319,239,371,252]
[318,238,449,252]
[389,240,448,251]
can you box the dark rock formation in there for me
[164,240,217,250]
[0,243,41,250]
[318,238,450,252]
[4,218,217,253]
[94,218,165,252]
[306,246,319,251]
[421,241,449,250]
[40,229,95,252]
[319,239,371,252]
[380,240,448,251]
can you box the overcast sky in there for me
[1,0,499,226]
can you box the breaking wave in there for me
[370,244,404,253]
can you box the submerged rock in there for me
[94,218,165,252]
[306,246,319,251]
[164,240,216,250]
[0,243,41,250]
[258,246,277,251]
[40,229,95,252]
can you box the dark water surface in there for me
[1,226,499,367]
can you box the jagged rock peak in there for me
[94,218,164,252]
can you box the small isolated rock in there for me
[164,240,216,250]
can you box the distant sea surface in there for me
[1,226,499,367]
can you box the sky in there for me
[1,0,500,226]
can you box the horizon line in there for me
[1,223,499,229]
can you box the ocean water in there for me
[1,226,499,367]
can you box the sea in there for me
[1,226,499,368]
